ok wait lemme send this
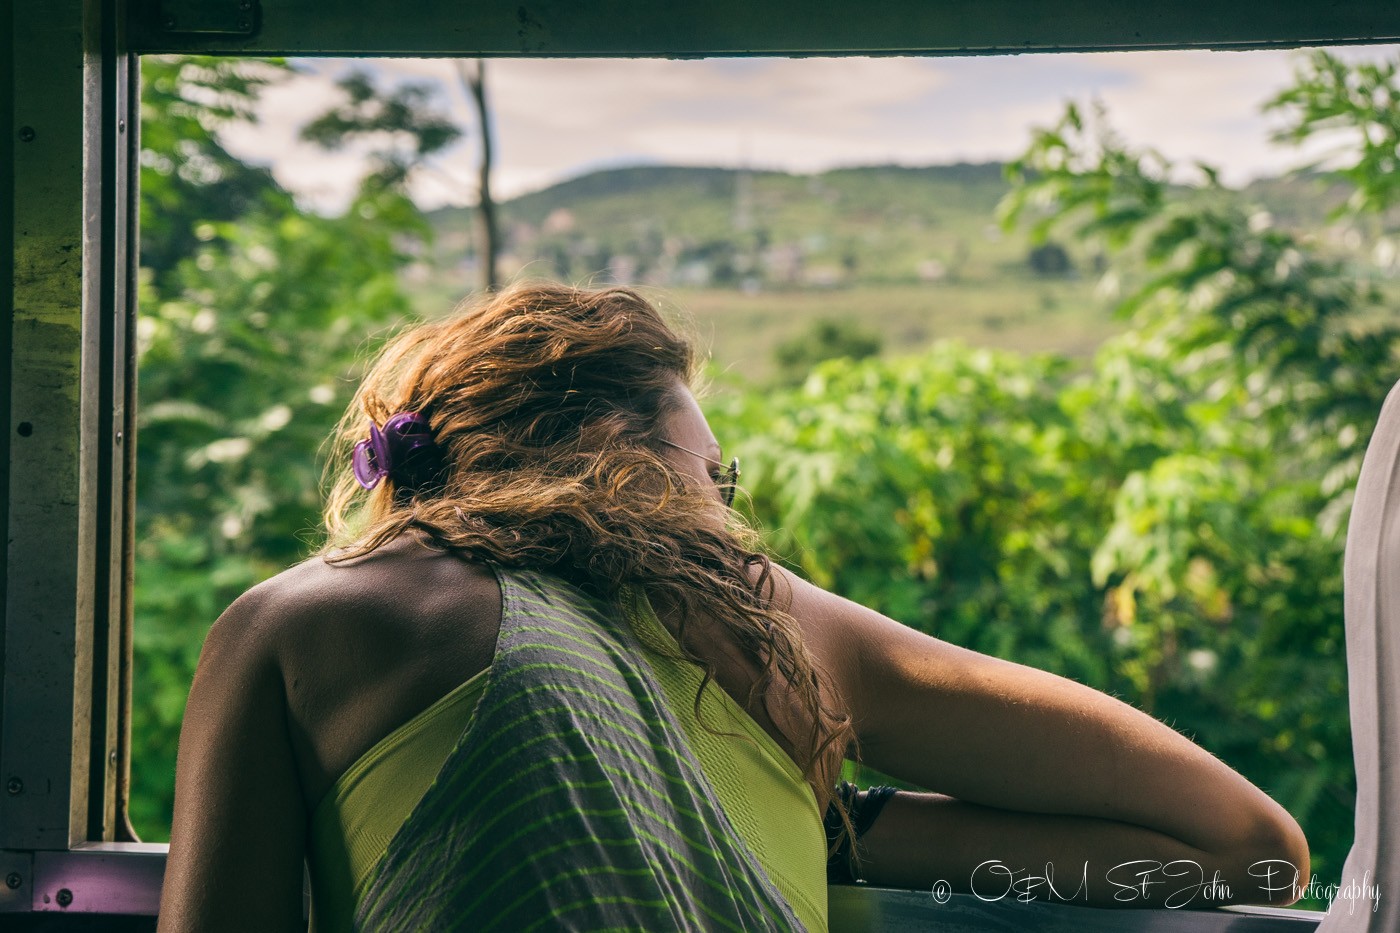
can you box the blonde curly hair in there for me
[321,283,854,810]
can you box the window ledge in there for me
[830,885,1323,931]
[0,843,167,915]
[2,843,1326,930]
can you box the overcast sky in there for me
[218,45,1400,213]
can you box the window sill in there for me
[1,843,1325,930]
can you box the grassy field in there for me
[411,277,1122,386]
[660,280,1118,385]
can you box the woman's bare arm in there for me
[854,791,1307,908]
[158,588,308,932]
[778,566,1310,906]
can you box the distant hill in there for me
[410,162,1369,380]
[421,161,1353,294]
[423,162,1026,292]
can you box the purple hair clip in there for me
[352,411,437,490]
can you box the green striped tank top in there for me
[350,565,811,931]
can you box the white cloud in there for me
[214,46,1400,212]
[217,64,370,210]
[954,45,1400,186]
[1066,49,1335,184]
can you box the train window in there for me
[6,3,1400,926]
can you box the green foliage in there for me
[300,69,462,195]
[714,345,1115,680]
[999,101,1171,252]
[1266,51,1400,218]
[139,57,295,287]
[1026,241,1073,277]
[1005,96,1395,528]
[131,58,434,839]
[771,317,883,386]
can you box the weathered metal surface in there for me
[83,32,139,844]
[0,0,14,838]
[830,886,1325,932]
[113,55,141,846]
[125,0,1400,56]
[31,843,164,914]
[0,848,36,913]
[3,0,98,851]
[154,0,259,36]
[1,0,135,853]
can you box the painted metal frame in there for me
[3,0,140,913]
[122,0,1400,57]
[3,0,1396,925]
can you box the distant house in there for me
[674,260,713,287]
[762,243,804,285]
[917,258,947,282]
[605,254,639,284]
[543,208,576,235]
[803,263,844,288]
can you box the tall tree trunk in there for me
[456,59,499,291]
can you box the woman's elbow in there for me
[1227,808,1311,907]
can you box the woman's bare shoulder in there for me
[206,535,504,805]
[218,534,500,657]
[202,534,503,743]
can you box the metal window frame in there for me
[3,0,141,915]
[121,0,1400,57]
[4,0,1398,924]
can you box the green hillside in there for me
[425,162,1020,287]
[412,162,1372,383]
